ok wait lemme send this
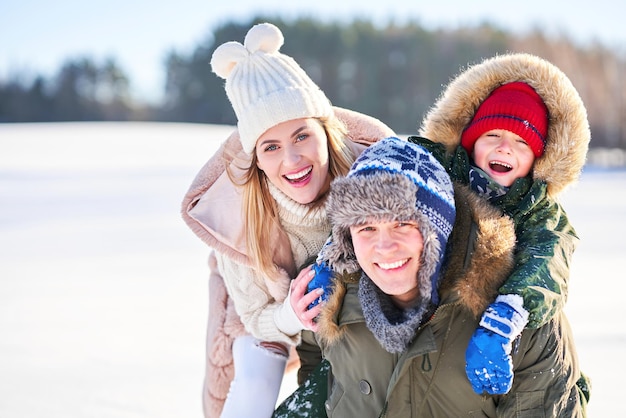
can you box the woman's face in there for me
[256,118,331,205]
[350,219,424,309]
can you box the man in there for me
[277,136,587,417]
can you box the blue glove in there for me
[465,295,529,395]
[306,262,334,309]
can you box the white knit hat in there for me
[210,22,333,154]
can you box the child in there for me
[409,53,590,394]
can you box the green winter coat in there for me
[410,53,591,328]
[314,186,586,417]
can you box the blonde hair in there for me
[227,116,354,280]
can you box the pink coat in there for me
[181,107,395,417]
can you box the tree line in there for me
[2,16,625,149]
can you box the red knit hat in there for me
[461,82,549,158]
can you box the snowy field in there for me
[1,122,624,417]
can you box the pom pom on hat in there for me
[461,82,548,158]
[210,22,333,154]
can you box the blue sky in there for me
[2,0,624,103]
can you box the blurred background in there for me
[2,0,626,154]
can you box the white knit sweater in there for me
[214,182,330,345]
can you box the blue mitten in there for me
[465,294,529,395]
[307,261,334,309]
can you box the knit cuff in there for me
[480,294,529,340]
[274,285,305,336]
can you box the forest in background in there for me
[2,16,625,150]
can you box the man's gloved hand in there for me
[465,294,529,395]
[306,261,334,309]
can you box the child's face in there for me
[472,129,535,187]
[256,118,331,205]
[350,219,424,309]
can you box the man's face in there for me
[350,219,424,309]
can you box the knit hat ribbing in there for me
[461,82,548,158]
[320,136,456,305]
[210,23,333,154]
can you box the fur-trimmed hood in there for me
[419,53,590,198]
[316,184,516,348]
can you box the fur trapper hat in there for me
[320,136,456,305]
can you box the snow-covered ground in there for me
[1,122,624,417]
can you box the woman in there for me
[180,23,393,417]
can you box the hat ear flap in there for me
[318,229,361,275]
